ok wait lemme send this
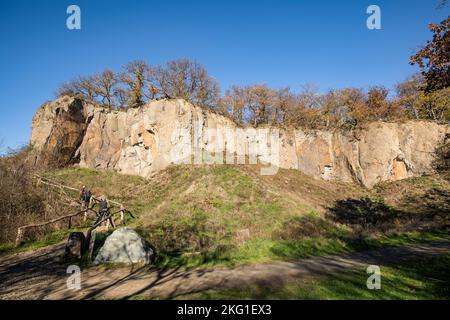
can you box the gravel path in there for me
[1,240,449,300]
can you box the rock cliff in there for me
[31,96,449,188]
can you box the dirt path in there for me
[1,240,449,300]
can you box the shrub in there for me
[0,148,73,243]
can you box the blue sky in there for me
[0,0,448,153]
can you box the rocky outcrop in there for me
[30,96,96,166]
[30,96,449,188]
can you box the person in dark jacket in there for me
[95,196,110,225]
[81,188,92,210]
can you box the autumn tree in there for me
[365,86,404,121]
[418,88,450,120]
[396,74,449,121]
[320,90,349,128]
[272,87,297,124]
[338,88,368,126]
[410,16,450,93]
[55,57,446,125]
[222,85,247,123]
[285,85,322,128]
[245,84,276,126]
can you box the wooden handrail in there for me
[34,174,123,207]
[15,208,97,247]
[88,208,125,232]
[14,175,131,247]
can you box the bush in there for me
[0,148,72,243]
[433,135,450,174]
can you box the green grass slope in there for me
[38,165,450,268]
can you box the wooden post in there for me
[120,205,125,224]
[109,217,116,229]
[68,216,72,229]
[87,229,96,261]
[15,228,23,248]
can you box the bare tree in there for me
[437,0,448,9]
[95,69,118,109]
[56,75,98,101]
[56,82,75,97]
[152,59,220,109]
[72,76,98,101]
[395,74,423,119]
[120,60,151,108]
[114,87,129,110]
[273,87,296,124]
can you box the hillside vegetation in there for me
[0,149,74,245]
[30,164,449,268]
[1,142,448,264]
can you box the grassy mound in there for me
[38,165,450,268]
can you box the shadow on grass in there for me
[174,254,450,300]
[402,188,450,218]
[327,194,449,235]
[327,197,400,229]
[151,244,236,269]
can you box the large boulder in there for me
[94,227,154,264]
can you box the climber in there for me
[80,186,92,221]
[79,186,86,200]
[95,196,110,225]
[80,185,86,209]
[81,188,92,210]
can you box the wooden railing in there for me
[14,175,130,247]
[34,174,123,207]
[15,208,97,247]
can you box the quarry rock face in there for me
[30,96,449,188]
[31,96,96,166]
[94,227,154,264]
